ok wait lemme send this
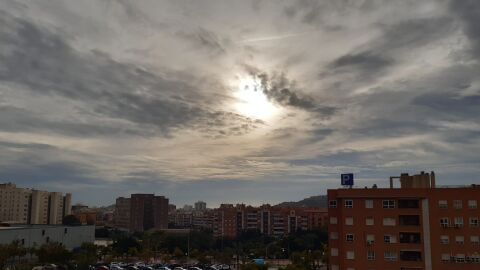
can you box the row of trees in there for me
[108,228,328,269]
[0,241,104,270]
[0,228,328,270]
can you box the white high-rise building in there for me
[0,183,72,225]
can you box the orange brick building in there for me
[328,171,480,270]
[213,203,327,238]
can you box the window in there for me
[329,200,337,208]
[383,217,396,226]
[468,200,477,209]
[470,236,479,245]
[454,217,464,227]
[367,251,375,261]
[366,234,375,245]
[346,234,354,242]
[384,251,397,261]
[440,235,449,244]
[438,200,448,209]
[330,232,338,240]
[365,200,373,208]
[440,217,449,227]
[42,230,45,236]
[453,200,463,209]
[470,254,480,263]
[331,248,338,256]
[383,200,395,209]
[345,199,353,208]
[441,253,450,262]
[330,217,338,225]
[456,254,465,263]
[455,236,464,245]
[345,217,354,225]
[470,217,479,227]
[346,251,355,260]
[366,217,374,226]
[384,235,397,243]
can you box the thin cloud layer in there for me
[0,0,479,206]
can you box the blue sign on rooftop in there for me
[341,173,354,186]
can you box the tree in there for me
[36,243,72,264]
[112,236,140,258]
[62,215,81,226]
[74,243,98,270]
[0,241,27,269]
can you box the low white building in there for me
[0,224,95,250]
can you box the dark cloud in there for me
[376,17,455,51]
[0,105,151,137]
[328,51,393,74]
[0,10,256,137]
[0,141,98,186]
[450,0,480,57]
[414,92,480,119]
[243,65,337,116]
[321,50,393,87]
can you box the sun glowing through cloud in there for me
[232,76,279,120]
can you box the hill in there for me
[276,195,328,208]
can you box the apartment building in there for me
[113,193,169,232]
[0,183,71,225]
[328,171,480,270]
[114,197,131,230]
[195,201,207,212]
[212,204,328,238]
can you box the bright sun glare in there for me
[233,76,279,120]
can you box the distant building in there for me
[0,183,71,225]
[183,204,194,211]
[114,197,130,230]
[328,171,480,270]
[0,224,94,250]
[114,194,169,232]
[212,204,327,238]
[71,204,89,214]
[195,201,207,212]
[74,211,97,225]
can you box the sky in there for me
[0,0,479,207]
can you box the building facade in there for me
[0,224,94,250]
[195,201,207,212]
[0,183,71,225]
[114,197,131,230]
[328,171,480,270]
[212,204,328,238]
[114,194,169,232]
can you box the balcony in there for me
[399,215,420,226]
[398,199,420,209]
[399,232,421,244]
[400,251,422,262]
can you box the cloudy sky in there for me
[1,0,479,207]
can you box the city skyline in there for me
[1,1,480,206]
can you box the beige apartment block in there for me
[0,183,72,225]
